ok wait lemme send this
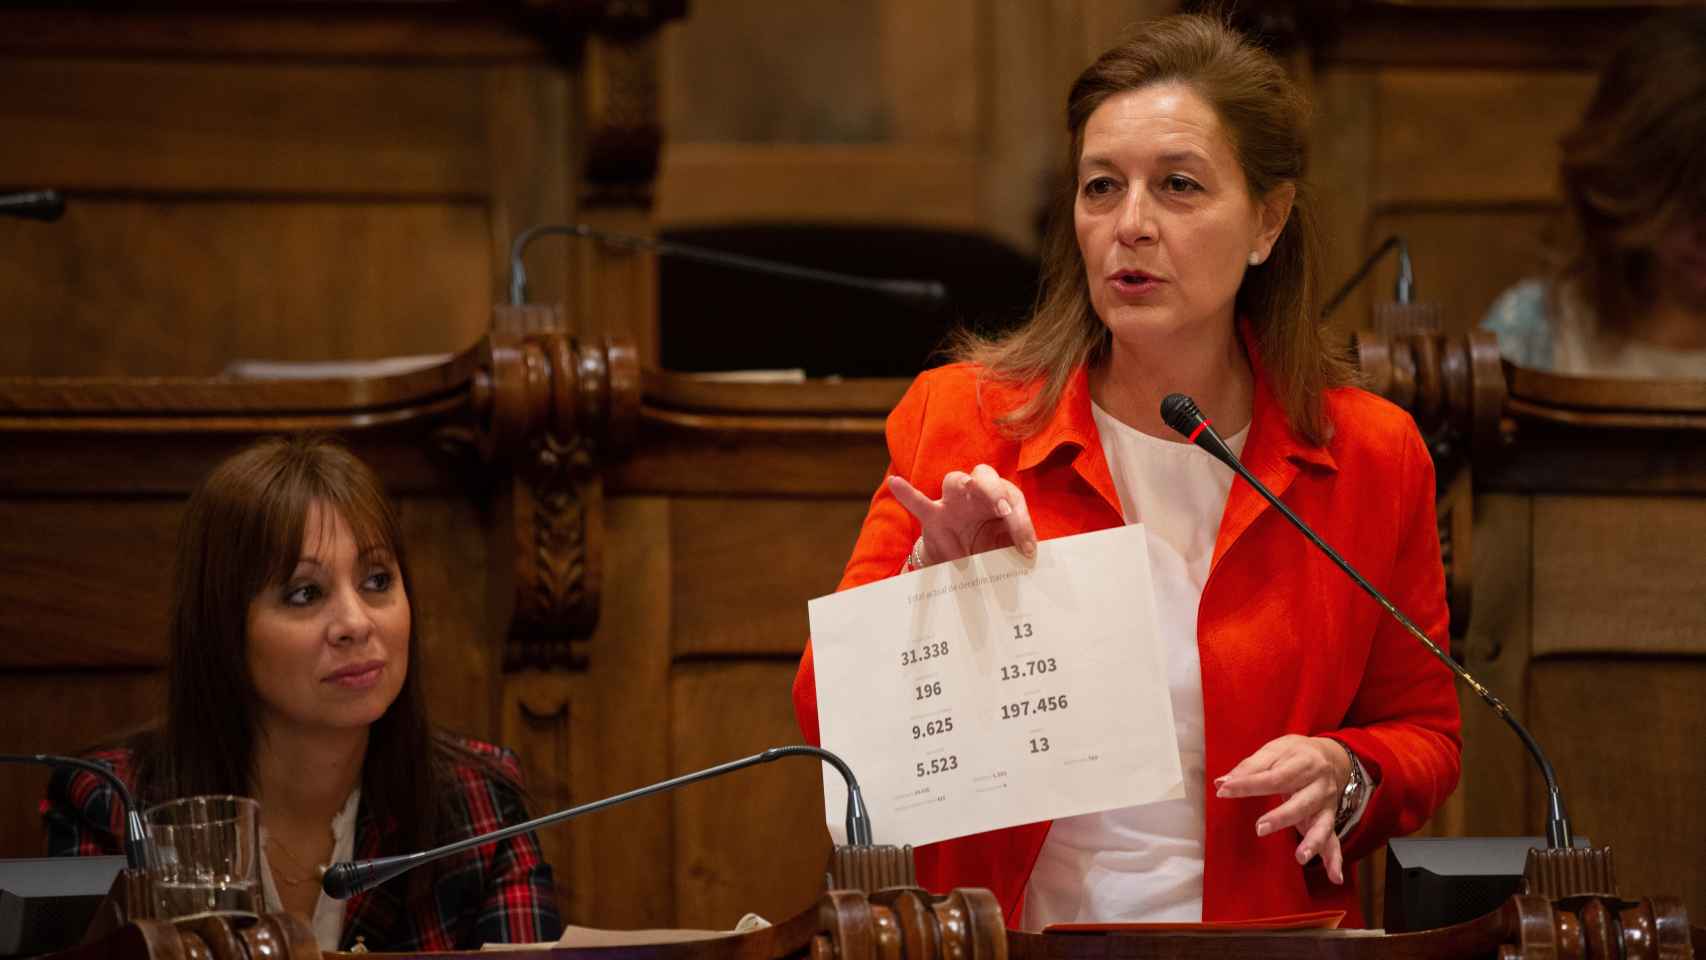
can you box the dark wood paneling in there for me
[0,10,547,60]
[1457,494,1534,839]
[1373,69,1591,208]
[662,1,884,144]
[0,433,461,499]
[0,670,166,858]
[1314,55,1596,332]
[567,495,677,928]
[1529,658,1705,919]
[1361,209,1554,335]
[1318,6,1679,69]
[481,65,573,312]
[0,501,181,670]
[0,199,491,377]
[0,60,489,196]
[670,661,830,929]
[611,417,889,498]
[1531,496,1706,658]
[1482,426,1706,495]
[670,498,869,659]
[398,496,501,740]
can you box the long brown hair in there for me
[136,435,496,858]
[952,14,1351,444]
[1556,8,1706,328]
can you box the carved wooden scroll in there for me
[51,913,318,960]
[1354,329,1506,642]
[803,889,1006,960]
[476,308,639,669]
[37,884,1703,960]
[1354,329,1507,463]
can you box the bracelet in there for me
[906,536,930,571]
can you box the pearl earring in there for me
[1248,251,1262,266]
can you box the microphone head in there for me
[874,278,949,310]
[320,861,361,900]
[0,190,64,222]
[1159,393,1204,439]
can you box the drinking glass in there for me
[144,795,262,920]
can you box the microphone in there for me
[507,223,948,310]
[0,754,152,871]
[322,744,873,900]
[1321,235,1440,336]
[1158,394,1573,851]
[0,190,65,222]
[1321,235,1412,319]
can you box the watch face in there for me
[1335,765,1365,831]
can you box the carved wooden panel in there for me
[1372,69,1594,207]
[0,59,489,195]
[1363,210,1554,335]
[500,671,578,927]
[1531,496,1706,658]
[0,671,165,858]
[656,145,984,232]
[1455,494,1535,841]
[671,662,831,929]
[0,200,492,377]
[0,501,179,669]
[613,418,890,498]
[1312,58,1598,335]
[396,496,502,738]
[656,0,1178,251]
[561,495,677,928]
[670,498,869,659]
[1529,659,1706,920]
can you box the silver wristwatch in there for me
[1333,742,1368,834]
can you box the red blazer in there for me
[792,347,1461,927]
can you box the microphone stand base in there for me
[826,845,915,893]
[1523,844,1617,900]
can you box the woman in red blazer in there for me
[792,15,1460,928]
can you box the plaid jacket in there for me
[41,738,563,950]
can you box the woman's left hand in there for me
[1214,735,1353,884]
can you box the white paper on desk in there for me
[807,523,1182,848]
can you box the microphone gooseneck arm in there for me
[507,223,947,308]
[0,753,152,870]
[322,744,871,900]
[1321,234,1413,318]
[1158,394,1572,850]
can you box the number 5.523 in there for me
[916,755,959,778]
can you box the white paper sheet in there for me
[807,524,1183,847]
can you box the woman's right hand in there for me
[887,465,1038,565]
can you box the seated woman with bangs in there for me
[43,435,562,951]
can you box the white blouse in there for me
[1020,403,1247,930]
[258,787,360,951]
